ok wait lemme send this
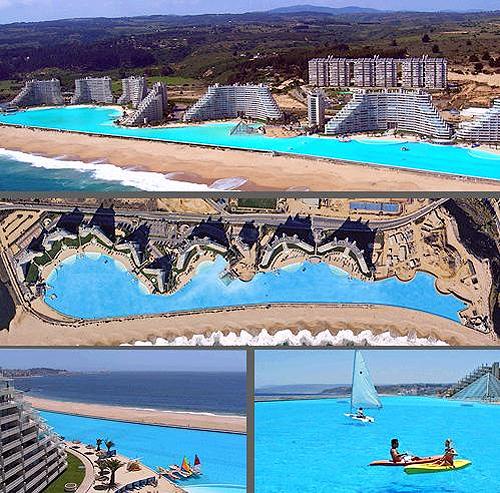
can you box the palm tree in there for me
[96,438,103,452]
[103,459,124,486]
[105,439,115,453]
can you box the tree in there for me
[103,459,125,486]
[105,439,115,453]
[96,438,103,452]
[432,44,440,53]
[421,34,430,43]
[474,62,484,72]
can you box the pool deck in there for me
[1,125,500,191]
[66,441,185,493]
[28,396,246,434]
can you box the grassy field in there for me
[44,453,86,493]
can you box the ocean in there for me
[14,371,247,415]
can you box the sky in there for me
[255,349,500,387]
[0,1,497,24]
[0,349,245,372]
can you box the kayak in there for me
[404,459,472,475]
[370,456,441,467]
[344,413,374,423]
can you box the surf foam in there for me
[129,329,447,347]
[0,148,244,191]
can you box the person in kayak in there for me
[436,439,457,467]
[390,439,408,463]
[356,407,366,419]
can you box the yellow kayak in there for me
[404,459,471,475]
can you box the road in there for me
[0,199,448,233]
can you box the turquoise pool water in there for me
[255,396,500,493]
[43,253,466,322]
[40,411,246,487]
[2,106,500,181]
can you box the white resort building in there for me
[183,83,283,122]
[117,76,148,108]
[456,99,500,143]
[325,89,453,140]
[120,82,168,126]
[71,77,114,104]
[0,375,67,493]
[307,90,327,129]
[11,79,64,107]
[309,55,447,89]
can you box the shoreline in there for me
[1,126,500,191]
[2,303,496,347]
[25,396,246,434]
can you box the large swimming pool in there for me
[43,253,466,322]
[255,396,500,493]
[41,411,246,487]
[1,106,500,181]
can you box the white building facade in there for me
[120,82,168,126]
[71,77,114,104]
[325,89,452,140]
[184,84,283,122]
[117,76,148,108]
[307,90,327,129]
[11,79,64,107]
[0,376,67,493]
[456,100,500,143]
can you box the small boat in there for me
[370,456,442,467]
[344,350,382,424]
[404,459,471,475]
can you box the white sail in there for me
[350,350,382,410]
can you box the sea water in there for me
[44,253,466,321]
[1,106,500,182]
[255,396,500,493]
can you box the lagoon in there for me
[43,253,466,322]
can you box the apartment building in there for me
[325,89,453,140]
[183,84,283,122]
[120,82,168,126]
[71,77,114,104]
[0,376,67,493]
[11,79,64,107]
[307,90,327,128]
[117,76,148,108]
[456,99,500,142]
[309,56,447,89]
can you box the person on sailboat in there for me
[356,407,366,419]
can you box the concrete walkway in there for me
[66,446,95,493]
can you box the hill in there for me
[268,4,382,14]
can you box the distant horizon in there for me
[0,1,498,25]
[255,350,500,387]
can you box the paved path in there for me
[66,447,95,493]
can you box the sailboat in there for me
[344,350,382,423]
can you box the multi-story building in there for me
[117,76,148,108]
[11,79,64,107]
[0,375,67,493]
[325,89,453,140]
[309,56,447,89]
[307,90,327,129]
[183,84,283,122]
[120,82,168,126]
[71,77,114,104]
[456,99,500,143]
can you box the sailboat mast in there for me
[350,350,357,413]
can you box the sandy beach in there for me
[2,302,496,347]
[2,126,500,191]
[25,396,246,434]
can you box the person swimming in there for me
[436,439,457,467]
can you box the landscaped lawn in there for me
[44,452,86,493]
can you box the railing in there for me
[114,476,157,493]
